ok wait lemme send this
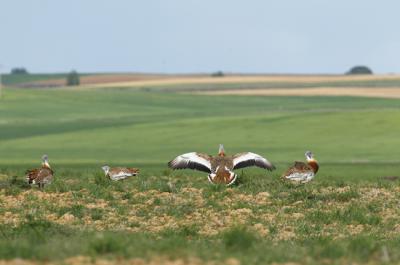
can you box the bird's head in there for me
[41,154,50,168]
[101,165,110,174]
[305,151,315,161]
[218,144,225,157]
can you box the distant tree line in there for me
[346,66,373,75]
[66,70,80,86]
[211,71,224,77]
[10,67,28,75]
[9,68,80,86]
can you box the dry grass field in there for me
[67,74,400,91]
[7,73,400,91]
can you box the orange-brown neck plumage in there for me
[308,160,319,173]
[218,144,225,157]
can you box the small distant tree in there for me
[211,71,224,77]
[66,70,80,86]
[10,67,28,74]
[346,66,373,75]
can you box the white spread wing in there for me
[284,172,315,183]
[168,152,212,173]
[110,173,130,181]
[233,152,275,171]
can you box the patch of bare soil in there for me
[1,186,399,240]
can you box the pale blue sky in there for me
[1,0,400,74]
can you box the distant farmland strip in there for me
[2,73,71,85]
[80,75,400,92]
[4,73,400,91]
[149,80,400,92]
[198,87,400,99]
[2,73,94,86]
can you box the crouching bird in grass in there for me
[25,154,54,189]
[101,166,140,181]
[168,144,275,186]
[282,151,319,184]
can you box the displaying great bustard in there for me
[168,144,275,185]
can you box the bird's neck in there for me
[307,159,319,173]
[42,162,51,169]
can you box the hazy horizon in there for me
[2,0,400,74]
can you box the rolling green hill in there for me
[1,87,400,264]
[1,88,400,179]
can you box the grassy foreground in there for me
[1,87,400,264]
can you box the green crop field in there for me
[1,86,400,264]
[1,73,70,86]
